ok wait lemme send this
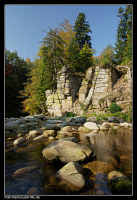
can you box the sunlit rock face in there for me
[45,65,123,116]
[45,66,83,116]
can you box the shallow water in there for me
[5,127,132,195]
[89,128,132,181]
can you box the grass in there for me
[95,111,132,123]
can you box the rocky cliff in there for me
[45,66,83,116]
[45,64,132,116]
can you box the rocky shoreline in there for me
[5,115,132,195]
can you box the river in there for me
[5,127,132,195]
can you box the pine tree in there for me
[124,5,132,62]
[115,7,127,64]
[67,37,80,72]
[74,12,92,49]
[115,5,132,65]
[78,42,93,72]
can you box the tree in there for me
[67,37,80,71]
[115,5,132,65]
[123,5,132,63]
[21,28,65,115]
[21,58,48,115]
[78,42,93,72]
[5,49,29,117]
[67,13,93,72]
[57,19,76,65]
[115,7,127,64]
[99,44,116,68]
[40,28,64,90]
[74,12,92,49]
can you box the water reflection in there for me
[85,128,132,180]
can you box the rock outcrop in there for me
[45,65,123,116]
[45,66,83,116]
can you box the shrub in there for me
[65,111,76,117]
[106,102,122,113]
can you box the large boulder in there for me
[55,162,85,190]
[42,139,93,163]
[84,122,99,131]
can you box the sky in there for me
[5,4,128,62]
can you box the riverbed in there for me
[5,127,132,195]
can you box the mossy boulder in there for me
[107,171,132,195]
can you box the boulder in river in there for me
[43,130,56,137]
[107,171,132,194]
[99,122,110,131]
[42,139,93,163]
[55,161,85,190]
[13,165,39,177]
[28,130,41,139]
[33,134,46,141]
[78,126,91,133]
[45,124,60,131]
[84,122,99,131]
[13,137,26,146]
[74,116,87,124]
